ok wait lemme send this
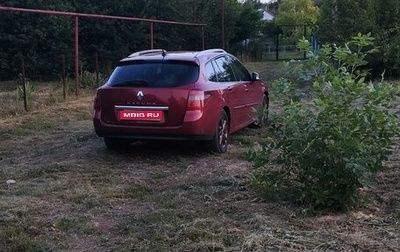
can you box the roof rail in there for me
[128,49,167,57]
[196,48,226,56]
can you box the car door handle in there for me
[227,86,233,91]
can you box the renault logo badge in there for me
[137,91,144,100]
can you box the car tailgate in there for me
[98,86,190,127]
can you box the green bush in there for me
[15,76,35,111]
[248,33,400,211]
[16,76,34,102]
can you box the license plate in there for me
[119,110,163,121]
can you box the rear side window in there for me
[213,57,236,82]
[205,61,218,82]
[227,56,251,81]
[107,60,199,87]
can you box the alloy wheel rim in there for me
[218,118,228,148]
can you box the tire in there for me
[252,95,269,128]
[104,137,132,150]
[209,110,229,153]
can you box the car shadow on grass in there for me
[100,139,213,158]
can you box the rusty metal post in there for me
[74,15,79,96]
[95,52,99,87]
[221,0,225,49]
[62,54,66,100]
[150,22,154,49]
[21,57,27,111]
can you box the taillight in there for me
[187,90,205,110]
[184,90,211,122]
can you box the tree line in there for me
[0,0,399,80]
[0,0,264,80]
[317,0,400,77]
[274,0,400,77]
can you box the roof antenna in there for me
[161,49,166,57]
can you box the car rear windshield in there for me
[107,60,199,88]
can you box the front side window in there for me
[107,60,199,87]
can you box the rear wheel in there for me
[209,110,229,153]
[104,137,132,150]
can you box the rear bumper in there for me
[94,132,213,141]
[93,116,215,141]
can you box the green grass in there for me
[0,79,93,118]
[20,164,71,179]
[123,182,152,200]
[1,68,400,251]
[55,216,94,234]
[0,200,54,251]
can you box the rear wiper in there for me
[112,79,148,87]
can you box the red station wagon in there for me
[93,48,269,153]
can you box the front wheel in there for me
[252,95,269,128]
[208,110,229,153]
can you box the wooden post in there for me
[62,54,66,100]
[21,57,28,111]
[95,52,99,87]
[74,15,79,96]
[202,26,205,50]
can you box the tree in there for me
[0,0,73,80]
[275,0,319,26]
[316,0,400,77]
[317,0,375,44]
[274,0,319,46]
[232,0,264,43]
[0,0,264,80]
[372,0,400,77]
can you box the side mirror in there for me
[252,72,260,81]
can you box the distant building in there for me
[261,9,274,22]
